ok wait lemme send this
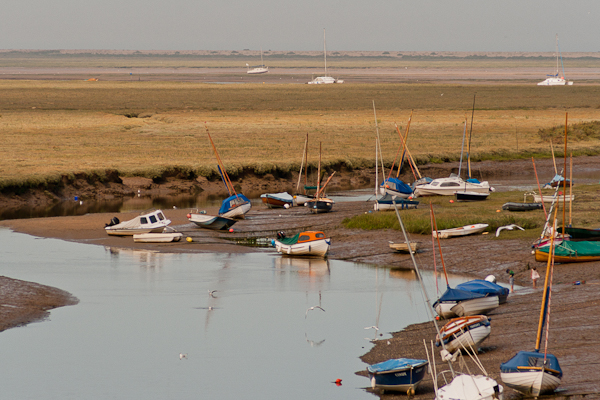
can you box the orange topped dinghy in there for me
[274,231,331,258]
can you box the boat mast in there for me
[260,47,264,66]
[296,133,308,194]
[467,93,476,180]
[323,28,327,77]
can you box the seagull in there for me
[364,326,379,331]
[496,224,525,237]
[305,305,325,318]
[208,290,218,298]
[179,353,188,360]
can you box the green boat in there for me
[536,240,600,263]
[561,226,600,240]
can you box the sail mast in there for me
[323,28,327,77]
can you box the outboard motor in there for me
[105,217,120,227]
[277,231,286,239]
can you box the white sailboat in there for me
[246,48,269,74]
[308,29,343,84]
[538,34,573,86]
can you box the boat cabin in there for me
[298,231,326,243]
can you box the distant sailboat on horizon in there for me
[246,48,269,74]
[538,34,573,86]
[308,29,344,84]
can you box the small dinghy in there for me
[432,224,489,239]
[436,315,491,353]
[261,192,294,209]
[502,202,543,212]
[133,231,183,243]
[367,358,428,395]
[187,211,236,231]
[274,231,330,258]
[389,241,419,253]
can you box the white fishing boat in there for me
[413,175,491,197]
[537,34,573,86]
[274,231,331,258]
[436,315,491,353]
[246,48,268,74]
[307,29,343,84]
[432,224,489,239]
[133,231,183,243]
[104,209,171,236]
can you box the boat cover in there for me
[367,358,427,373]
[537,240,600,257]
[277,233,300,246]
[433,287,485,307]
[219,194,250,215]
[466,178,481,184]
[377,194,419,206]
[261,192,294,202]
[562,226,600,239]
[381,178,413,195]
[456,280,509,298]
[500,351,562,376]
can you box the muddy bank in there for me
[0,276,79,333]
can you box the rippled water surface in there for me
[0,228,474,400]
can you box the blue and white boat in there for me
[374,193,419,211]
[456,279,509,304]
[367,358,428,395]
[380,177,413,198]
[219,194,251,219]
[433,287,499,319]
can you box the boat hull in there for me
[435,303,457,319]
[437,316,491,353]
[133,232,183,243]
[451,296,499,317]
[389,242,419,253]
[306,199,334,214]
[293,194,314,206]
[106,226,167,236]
[502,202,543,212]
[261,193,294,209]
[274,238,331,258]
[188,213,237,231]
[433,224,489,239]
[500,371,561,396]
[414,176,490,197]
[368,363,428,393]
[220,202,252,219]
[455,191,489,201]
[435,374,503,400]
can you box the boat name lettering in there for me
[394,372,407,377]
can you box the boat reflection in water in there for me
[274,257,330,278]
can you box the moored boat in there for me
[456,279,509,304]
[389,241,419,253]
[274,231,331,258]
[436,315,491,353]
[561,226,600,240]
[261,192,294,209]
[380,177,413,198]
[133,232,183,243]
[432,224,489,239]
[413,174,491,197]
[450,295,499,317]
[219,194,252,219]
[105,209,171,236]
[367,358,428,395]
[305,198,334,214]
[433,287,487,319]
[501,351,562,396]
[502,202,543,212]
[435,374,504,400]
[535,240,600,263]
[374,194,418,211]
[187,211,237,231]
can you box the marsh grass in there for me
[2,81,600,189]
[343,185,600,236]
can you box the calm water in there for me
[0,227,470,400]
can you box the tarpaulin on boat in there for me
[500,351,562,376]
[277,233,300,246]
[367,358,428,373]
[219,194,250,215]
[381,178,413,195]
[433,287,485,307]
[538,240,600,258]
[456,280,509,298]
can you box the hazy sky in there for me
[2,0,599,52]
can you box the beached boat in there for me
[261,192,294,209]
[455,191,489,201]
[207,129,252,219]
[389,241,419,253]
[367,358,429,395]
[307,29,343,84]
[436,315,491,353]
[380,177,413,198]
[293,134,316,206]
[413,175,491,197]
[456,279,509,304]
[535,240,600,263]
[561,226,600,240]
[105,209,171,236]
[502,202,543,212]
[187,211,236,231]
[246,48,268,74]
[537,35,573,86]
[451,295,500,318]
[435,374,504,400]
[501,223,563,396]
[374,194,418,211]
[432,224,489,239]
[274,231,331,257]
[304,142,335,213]
[133,231,183,243]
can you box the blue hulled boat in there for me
[367,358,428,395]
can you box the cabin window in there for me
[440,182,460,187]
[299,235,310,242]
[430,182,439,186]
[316,233,325,238]
[140,217,148,225]
[149,215,158,223]
[157,213,165,221]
